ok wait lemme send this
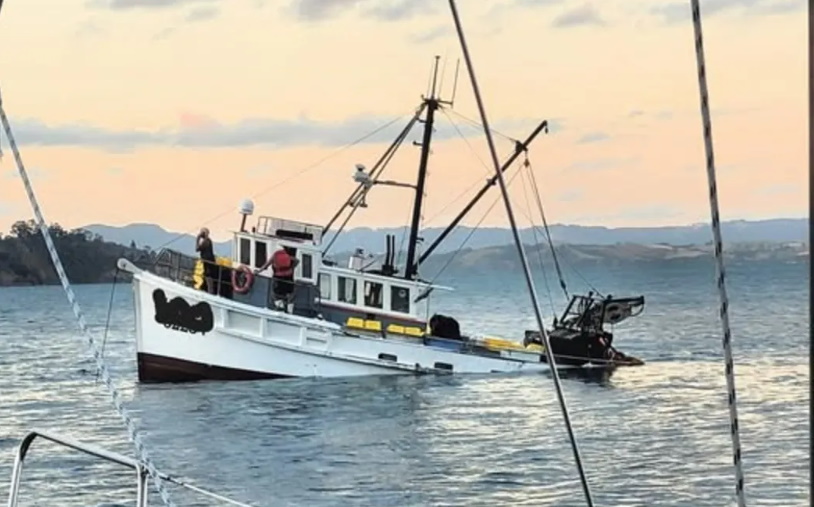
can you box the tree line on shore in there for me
[0,219,154,286]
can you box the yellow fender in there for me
[482,336,526,351]
[193,256,233,289]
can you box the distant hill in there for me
[1,218,806,287]
[83,218,808,259]
[325,240,809,281]
[0,220,155,287]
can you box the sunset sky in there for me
[0,0,805,241]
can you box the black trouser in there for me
[273,275,295,300]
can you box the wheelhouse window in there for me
[318,273,331,300]
[301,253,313,279]
[390,285,410,313]
[239,238,251,265]
[254,240,267,269]
[364,280,383,309]
[338,276,357,304]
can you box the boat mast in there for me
[404,56,442,280]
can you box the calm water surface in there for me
[0,259,808,506]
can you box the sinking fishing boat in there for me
[117,60,644,382]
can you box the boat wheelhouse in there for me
[202,205,449,335]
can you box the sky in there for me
[0,0,806,241]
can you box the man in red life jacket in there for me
[255,245,299,311]
[265,246,298,311]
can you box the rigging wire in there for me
[440,108,493,178]
[518,159,557,318]
[323,105,425,235]
[154,112,411,253]
[420,108,500,225]
[524,156,569,300]
[322,113,415,255]
[428,108,601,298]
[689,0,746,504]
[425,169,525,286]
[446,108,520,145]
[447,2,594,506]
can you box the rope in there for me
[159,473,256,507]
[447,2,594,505]
[689,1,746,505]
[0,88,176,507]
[96,267,120,383]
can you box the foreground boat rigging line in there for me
[0,80,258,507]
[689,0,747,504]
[446,0,594,505]
[0,91,175,507]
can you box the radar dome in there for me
[238,198,255,216]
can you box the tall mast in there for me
[404,55,441,280]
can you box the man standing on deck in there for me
[257,246,299,312]
[196,227,217,294]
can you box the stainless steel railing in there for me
[6,429,148,507]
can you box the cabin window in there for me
[318,273,331,299]
[364,281,383,309]
[239,238,251,265]
[301,253,313,279]
[390,285,410,313]
[338,276,357,304]
[254,240,267,269]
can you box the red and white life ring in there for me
[231,265,254,294]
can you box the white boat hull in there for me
[120,260,553,382]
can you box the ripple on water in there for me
[0,261,809,506]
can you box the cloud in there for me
[552,3,605,28]
[626,109,674,122]
[576,131,609,144]
[574,205,685,224]
[513,0,564,7]
[185,6,219,21]
[0,202,16,217]
[152,26,176,40]
[89,0,219,10]
[5,111,544,151]
[610,205,685,221]
[565,157,637,172]
[757,183,798,196]
[1,165,49,181]
[287,0,436,22]
[652,0,803,24]
[558,190,584,202]
[75,20,106,38]
[409,25,451,44]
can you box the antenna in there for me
[438,53,448,99]
[449,58,461,108]
[429,54,441,100]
